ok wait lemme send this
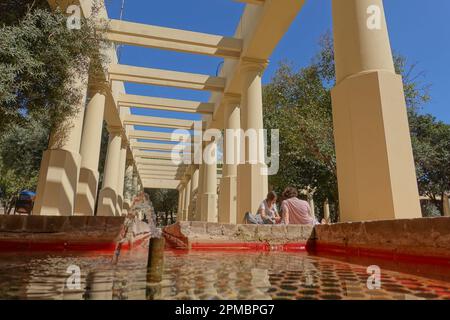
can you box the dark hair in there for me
[282,187,298,199]
[266,191,277,202]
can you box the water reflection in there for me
[0,250,449,300]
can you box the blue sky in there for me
[106,0,450,126]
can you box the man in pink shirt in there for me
[280,187,318,225]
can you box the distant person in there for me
[280,187,318,225]
[257,191,281,224]
[244,191,281,225]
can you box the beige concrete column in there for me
[195,163,205,221]
[236,59,268,223]
[182,178,191,221]
[178,185,185,222]
[218,94,240,224]
[189,167,199,221]
[201,140,218,222]
[324,199,330,222]
[177,186,183,219]
[443,194,450,217]
[123,162,134,213]
[74,84,107,216]
[116,141,127,216]
[34,72,88,216]
[308,197,315,218]
[132,166,139,200]
[331,0,421,222]
[97,127,122,216]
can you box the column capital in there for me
[223,93,241,106]
[240,57,269,73]
[121,135,129,148]
[88,79,110,95]
[107,125,123,135]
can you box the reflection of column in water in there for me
[26,270,66,300]
[111,270,130,300]
[249,268,272,300]
[25,259,85,300]
[62,274,85,300]
[202,269,219,297]
[84,270,113,300]
[186,274,198,300]
[303,260,319,287]
[158,278,175,299]
[226,272,239,299]
[125,269,148,300]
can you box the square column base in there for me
[201,194,218,222]
[331,70,421,222]
[443,194,450,217]
[188,196,197,221]
[97,187,117,216]
[181,209,189,221]
[74,168,99,216]
[34,149,81,216]
[218,176,237,224]
[236,163,268,223]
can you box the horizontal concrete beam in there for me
[109,64,225,91]
[128,130,190,142]
[131,141,190,152]
[135,152,192,161]
[141,173,182,180]
[138,166,183,172]
[124,114,195,129]
[134,151,175,160]
[136,158,185,166]
[118,94,214,114]
[142,179,180,189]
[106,19,242,59]
[234,0,264,4]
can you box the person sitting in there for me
[257,191,281,224]
[280,187,318,225]
[244,191,281,224]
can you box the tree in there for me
[0,119,49,212]
[263,62,338,220]
[0,0,108,134]
[0,0,110,211]
[409,112,450,214]
[147,189,179,217]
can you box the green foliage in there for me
[263,34,338,221]
[410,112,450,211]
[0,0,109,133]
[0,119,49,211]
[421,201,442,218]
[147,189,179,216]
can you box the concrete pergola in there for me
[33,0,422,223]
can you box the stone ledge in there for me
[0,216,126,243]
[163,218,450,263]
[313,217,450,259]
[163,222,314,249]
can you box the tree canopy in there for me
[0,0,108,133]
[0,0,109,210]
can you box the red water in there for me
[0,248,448,300]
